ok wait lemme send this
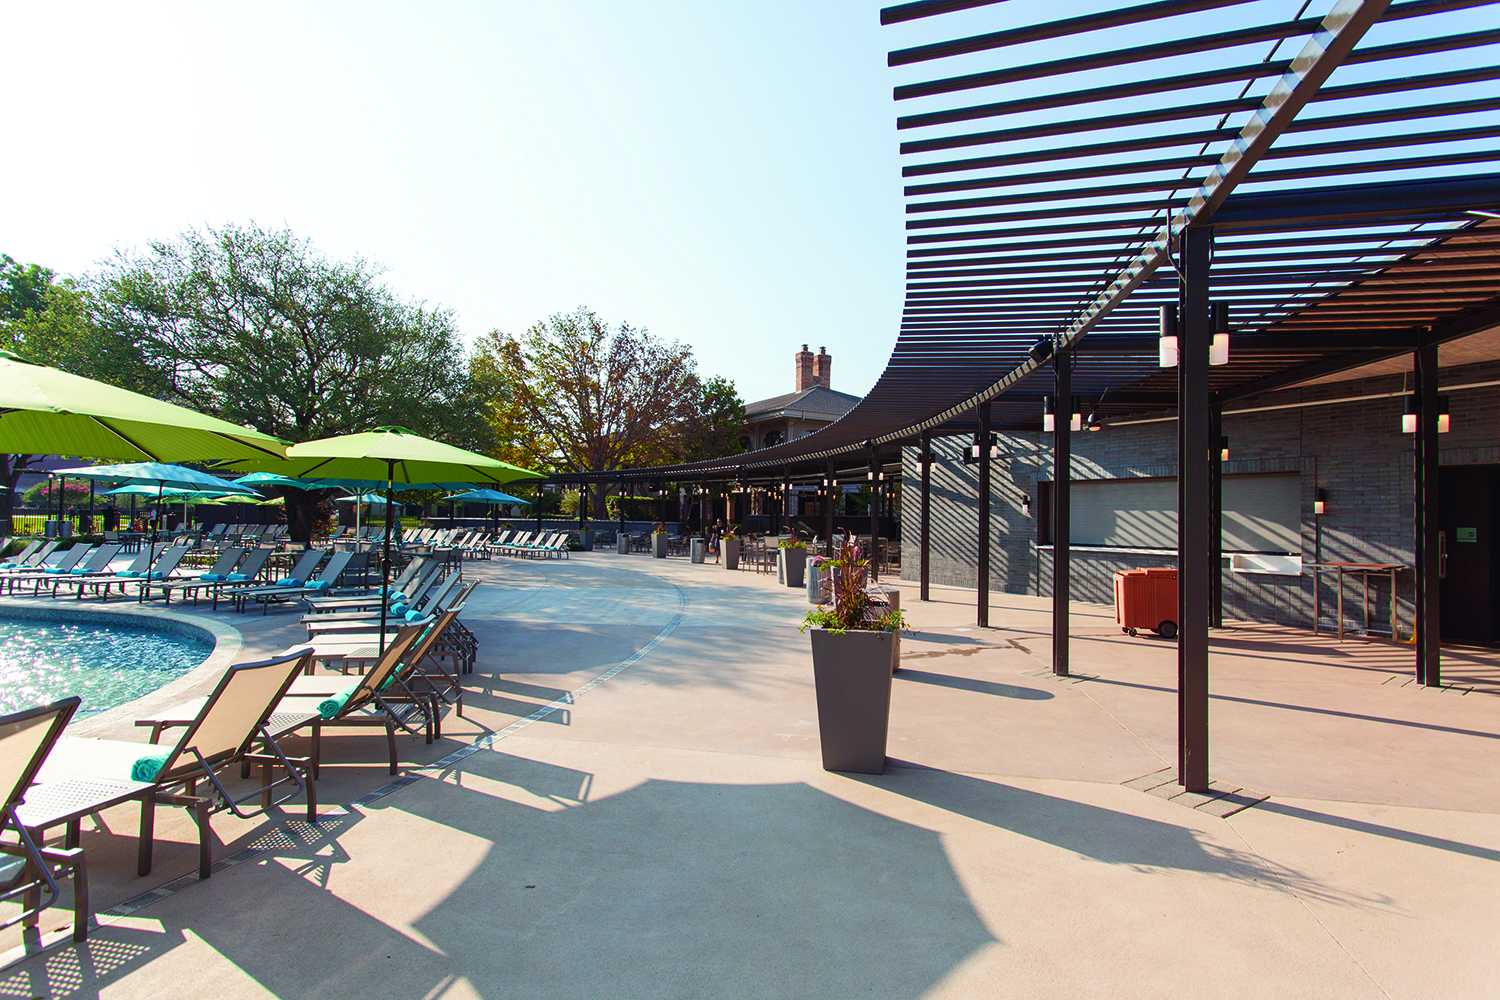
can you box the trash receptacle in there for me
[807,562,824,604]
[1114,567,1178,638]
[617,534,630,555]
[691,538,706,563]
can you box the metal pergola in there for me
[547,0,1500,791]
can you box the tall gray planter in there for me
[809,628,894,774]
[579,529,595,552]
[783,546,807,588]
[724,537,741,570]
[653,533,668,558]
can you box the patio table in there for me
[1306,561,1405,642]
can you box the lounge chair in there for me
[41,544,123,597]
[159,546,245,606]
[126,546,193,602]
[4,545,92,593]
[239,550,357,615]
[27,650,317,880]
[0,541,42,569]
[301,573,465,638]
[299,563,445,625]
[1,696,89,944]
[227,548,325,614]
[300,556,434,614]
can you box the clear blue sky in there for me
[3,1,935,404]
[5,2,1493,404]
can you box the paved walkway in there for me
[2,551,1498,998]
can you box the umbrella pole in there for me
[379,461,394,656]
[144,482,162,603]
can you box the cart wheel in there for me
[1121,626,1130,634]
[1127,628,1138,638]
[1157,621,1178,639]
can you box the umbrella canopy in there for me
[55,463,260,495]
[231,472,324,489]
[219,426,542,486]
[0,350,285,462]
[101,484,247,500]
[223,427,542,653]
[336,493,390,504]
[449,488,531,505]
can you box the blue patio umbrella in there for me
[55,463,258,573]
[448,488,531,505]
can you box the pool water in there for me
[0,619,211,717]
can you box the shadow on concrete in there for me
[1254,801,1500,864]
[858,768,1385,909]
[1083,675,1500,742]
[895,668,1053,701]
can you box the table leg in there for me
[1338,567,1345,642]
[1364,572,1371,636]
[1313,566,1321,635]
[1390,567,1399,642]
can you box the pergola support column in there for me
[1053,347,1072,677]
[977,401,992,629]
[1209,401,1224,629]
[869,445,882,581]
[1415,344,1442,687]
[824,460,836,557]
[1178,226,1213,792]
[920,431,932,602]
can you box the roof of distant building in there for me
[745,385,861,423]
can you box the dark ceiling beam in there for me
[1210,173,1500,228]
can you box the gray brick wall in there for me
[901,359,1500,637]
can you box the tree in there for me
[94,223,493,543]
[474,308,701,513]
[672,375,746,464]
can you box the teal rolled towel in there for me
[116,570,140,578]
[43,567,66,574]
[130,751,172,783]
[317,681,362,719]
[389,602,409,615]
[405,609,426,623]
[69,567,88,574]
[199,572,226,582]
[275,577,302,587]
[304,579,331,591]
[384,589,405,601]
[226,573,253,582]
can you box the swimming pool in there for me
[0,618,212,717]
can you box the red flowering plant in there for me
[800,539,906,634]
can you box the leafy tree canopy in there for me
[473,307,745,478]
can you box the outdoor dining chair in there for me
[1,696,89,944]
[27,650,317,880]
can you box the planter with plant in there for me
[800,541,907,774]
[652,525,669,559]
[780,539,808,588]
[723,526,741,570]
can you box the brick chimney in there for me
[795,344,815,391]
[814,346,831,389]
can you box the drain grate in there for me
[1123,767,1269,818]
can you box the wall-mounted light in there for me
[1020,493,1033,517]
[1220,435,1230,462]
[1314,488,1328,515]
[964,433,1001,465]
[1086,404,1102,432]
[1439,394,1451,434]
[1070,397,1082,433]
[1402,396,1417,433]
[1210,301,1230,367]
[1042,396,1055,433]
[867,468,884,482]
[1159,305,1179,368]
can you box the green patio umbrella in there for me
[219,427,543,651]
[0,350,285,462]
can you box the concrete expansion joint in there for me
[1122,767,1270,819]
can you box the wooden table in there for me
[1306,561,1405,641]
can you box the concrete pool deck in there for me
[2,550,1498,997]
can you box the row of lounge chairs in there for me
[2,583,480,943]
[486,531,571,559]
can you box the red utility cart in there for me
[1114,567,1178,638]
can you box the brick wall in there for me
[900,359,1500,637]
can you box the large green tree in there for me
[94,223,493,543]
[473,307,743,515]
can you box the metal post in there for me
[379,460,394,655]
[1178,226,1213,792]
[824,461,836,557]
[869,445,881,581]
[536,486,543,533]
[579,481,587,531]
[1209,402,1224,629]
[1415,344,1442,686]
[978,401,992,629]
[920,431,932,602]
[1053,348,1072,677]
